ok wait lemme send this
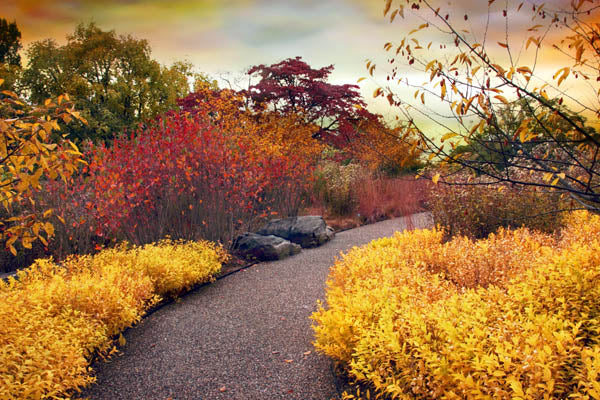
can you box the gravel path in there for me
[81,213,432,400]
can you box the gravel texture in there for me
[81,213,433,400]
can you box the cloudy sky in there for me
[0,0,591,120]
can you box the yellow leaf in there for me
[495,95,509,104]
[118,333,126,346]
[0,78,4,86]
[498,42,508,48]
[22,237,32,249]
[45,222,55,237]
[357,77,366,83]
[510,379,525,397]
[38,235,48,246]
[432,173,441,184]
[384,0,392,16]
[517,66,532,75]
[551,177,559,186]
[576,45,584,63]
[441,132,458,141]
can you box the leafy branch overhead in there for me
[0,84,86,254]
[372,0,600,211]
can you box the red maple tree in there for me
[247,56,377,146]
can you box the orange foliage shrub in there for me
[180,82,325,163]
[312,211,600,399]
[348,118,422,175]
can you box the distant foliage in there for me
[21,23,193,142]
[313,161,366,216]
[0,239,226,399]
[312,211,600,399]
[427,171,566,238]
[178,80,325,162]
[0,18,21,67]
[347,118,423,175]
[312,161,427,221]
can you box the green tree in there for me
[451,98,594,173]
[0,18,23,93]
[22,23,194,142]
[0,18,21,67]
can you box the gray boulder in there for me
[257,216,335,248]
[233,232,301,261]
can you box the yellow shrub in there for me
[0,239,226,399]
[312,212,600,399]
[81,239,228,298]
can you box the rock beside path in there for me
[257,216,334,248]
[233,233,301,261]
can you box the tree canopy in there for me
[248,57,378,147]
[0,18,23,93]
[0,18,22,67]
[21,23,194,143]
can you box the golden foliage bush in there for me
[0,239,227,399]
[312,211,600,399]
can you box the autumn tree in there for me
[348,117,423,175]
[371,0,600,211]
[178,79,327,162]
[0,81,85,254]
[248,57,378,147]
[0,18,22,93]
[21,23,194,142]
[0,18,21,67]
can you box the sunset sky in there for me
[0,0,590,120]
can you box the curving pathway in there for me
[81,213,432,400]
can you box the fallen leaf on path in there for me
[284,359,293,363]
[303,351,311,356]
[272,351,280,354]
[219,386,227,392]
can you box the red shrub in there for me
[83,112,312,245]
[23,111,312,263]
[354,175,428,224]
